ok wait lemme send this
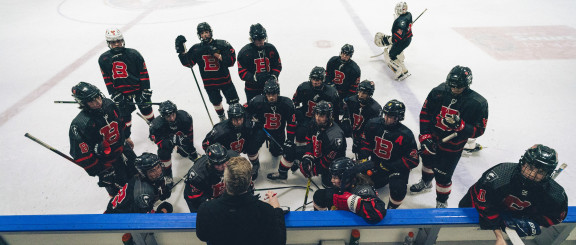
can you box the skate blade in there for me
[398,72,411,81]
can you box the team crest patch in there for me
[485,171,498,182]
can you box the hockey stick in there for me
[189,68,214,127]
[302,178,312,211]
[370,8,428,58]
[24,133,76,163]
[54,100,161,106]
[504,162,568,244]
[295,200,314,211]
[255,185,312,192]
[262,128,284,151]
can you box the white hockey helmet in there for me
[105,28,124,42]
[395,2,408,16]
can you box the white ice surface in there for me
[0,0,575,215]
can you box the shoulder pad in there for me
[352,185,378,198]
[480,163,516,189]
[133,179,156,211]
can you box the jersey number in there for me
[112,61,129,79]
[504,195,532,211]
[373,136,393,160]
[333,70,345,85]
[305,100,317,118]
[202,55,220,71]
[99,121,120,146]
[312,135,322,158]
[230,139,245,153]
[477,189,487,202]
[435,106,459,131]
[352,113,364,131]
[254,57,270,73]
[264,113,281,130]
[111,184,128,208]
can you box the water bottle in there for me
[349,229,360,245]
[403,231,415,245]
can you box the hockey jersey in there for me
[325,56,361,99]
[179,39,236,88]
[237,42,282,91]
[98,48,150,95]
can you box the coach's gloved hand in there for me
[299,155,314,178]
[442,114,464,131]
[419,134,437,155]
[502,216,541,237]
[175,35,187,53]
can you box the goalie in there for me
[374,2,413,81]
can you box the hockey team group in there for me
[63,2,567,244]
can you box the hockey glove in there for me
[140,89,152,102]
[188,151,201,162]
[441,114,464,132]
[333,192,360,212]
[170,134,186,147]
[254,72,271,84]
[374,32,391,47]
[502,216,541,237]
[419,134,437,155]
[283,139,296,160]
[299,155,314,178]
[156,202,174,213]
[94,141,111,156]
[175,35,187,53]
[340,118,352,137]
[111,92,128,104]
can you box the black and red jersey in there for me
[202,119,252,154]
[69,98,126,176]
[247,95,296,141]
[149,110,195,151]
[304,122,346,170]
[391,12,413,44]
[179,39,236,88]
[461,162,568,230]
[420,83,489,152]
[360,118,419,171]
[343,95,382,136]
[292,82,340,121]
[98,48,150,95]
[237,43,282,91]
[105,176,169,214]
[325,57,361,99]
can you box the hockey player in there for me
[202,103,261,180]
[105,152,173,214]
[98,28,154,145]
[149,100,200,184]
[325,44,361,99]
[175,22,240,122]
[459,145,568,244]
[269,101,346,186]
[237,23,283,102]
[292,66,340,145]
[246,78,296,160]
[313,157,387,224]
[341,80,382,155]
[374,2,413,80]
[69,81,136,196]
[184,143,240,212]
[358,99,419,209]
[410,65,489,208]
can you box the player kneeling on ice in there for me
[105,152,173,214]
[374,2,413,81]
[149,100,200,186]
[459,144,568,245]
[313,157,387,224]
[183,143,241,212]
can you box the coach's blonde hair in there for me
[224,156,252,195]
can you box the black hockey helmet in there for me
[330,157,356,189]
[341,44,354,57]
[382,99,406,122]
[358,80,375,96]
[207,143,229,167]
[263,77,280,95]
[309,66,326,82]
[71,81,102,109]
[518,144,558,184]
[227,103,245,119]
[158,100,177,118]
[197,22,213,42]
[446,65,473,88]
[249,23,267,41]
[313,100,333,129]
[135,152,163,180]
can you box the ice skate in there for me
[436,200,448,208]
[410,179,432,194]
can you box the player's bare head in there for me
[357,80,375,104]
[72,81,103,111]
[227,103,245,128]
[309,66,326,90]
[207,143,230,174]
[446,65,472,95]
[314,101,333,129]
[249,23,267,48]
[395,2,408,16]
[519,144,558,185]
[382,99,405,126]
[340,44,354,62]
[197,22,213,43]
[224,156,252,195]
[135,152,164,182]
[105,28,125,52]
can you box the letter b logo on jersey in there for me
[112,61,129,79]
[254,57,270,73]
[264,113,281,130]
[202,55,220,71]
[333,70,345,85]
[373,136,393,160]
